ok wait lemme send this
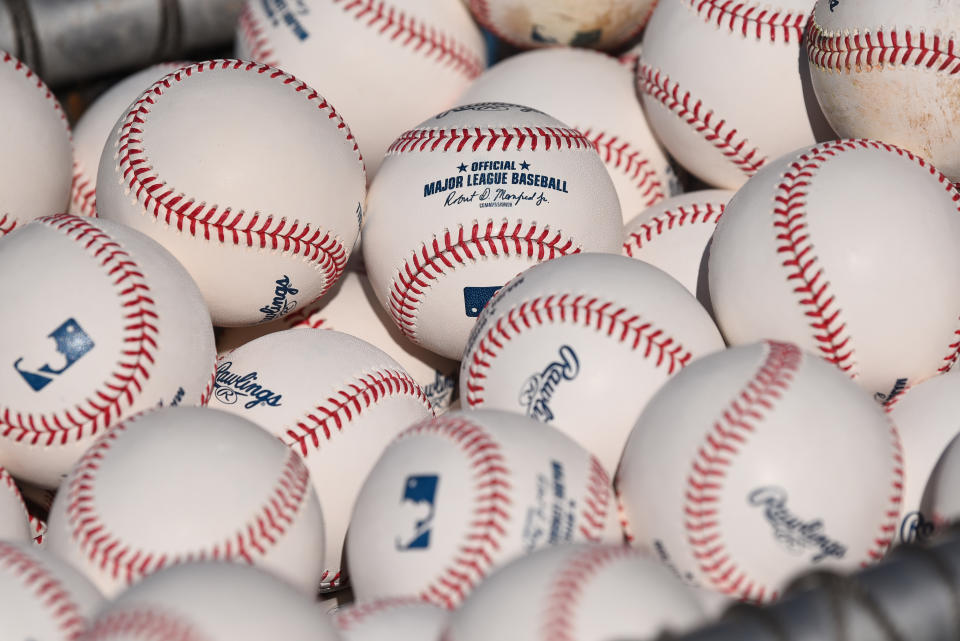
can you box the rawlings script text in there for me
[749,487,846,562]
[215,361,283,409]
[519,345,580,422]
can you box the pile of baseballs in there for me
[2,0,960,638]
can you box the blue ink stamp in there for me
[463,286,502,318]
[15,318,94,391]
[396,474,439,551]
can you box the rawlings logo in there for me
[748,486,846,562]
[519,345,580,422]
[423,370,456,408]
[434,102,545,119]
[899,510,936,545]
[259,275,299,322]
[214,361,283,409]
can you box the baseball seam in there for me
[399,415,511,609]
[333,596,429,631]
[1,214,158,445]
[64,419,312,586]
[0,541,90,640]
[464,294,694,407]
[687,0,808,43]
[81,609,208,641]
[806,18,960,73]
[623,201,725,257]
[580,128,666,209]
[237,2,280,67]
[0,467,31,534]
[579,456,614,542]
[636,62,767,178]
[389,221,581,344]
[388,126,594,154]
[115,60,360,294]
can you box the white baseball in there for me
[69,62,188,218]
[622,189,734,298]
[0,51,72,237]
[458,48,675,222]
[443,544,706,641]
[636,0,831,189]
[81,562,340,641]
[236,0,486,178]
[807,0,960,181]
[346,409,621,608]
[217,272,459,411]
[0,215,215,488]
[46,406,326,597]
[708,139,960,400]
[0,540,104,641]
[460,253,724,474]
[96,59,366,327]
[363,102,623,360]
[891,371,960,544]
[466,0,655,50]
[0,466,31,543]
[333,597,449,641]
[210,328,433,590]
[617,340,903,603]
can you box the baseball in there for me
[617,340,903,603]
[921,430,960,534]
[460,253,725,474]
[0,215,216,488]
[96,59,366,326]
[46,406,326,597]
[69,62,188,218]
[363,102,623,360]
[82,562,341,641]
[708,139,960,399]
[346,409,621,608]
[622,189,734,299]
[210,328,434,591]
[0,51,73,237]
[0,466,31,543]
[236,0,486,178]
[458,47,676,222]
[466,0,655,50]
[333,597,450,641]
[443,544,706,641]
[636,0,832,189]
[887,371,960,546]
[217,271,459,411]
[0,540,104,641]
[807,0,960,181]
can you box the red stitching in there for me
[30,514,47,546]
[389,222,581,344]
[0,466,31,529]
[0,213,16,237]
[397,415,511,609]
[579,457,613,542]
[237,2,280,67]
[2,51,69,126]
[69,160,97,218]
[116,60,361,297]
[806,19,960,74]
[580,128,666,210]
[64,418,312,587]
[0,541,91,640]
[81,609,208,641]
[0,214,158,445]
[623,201,725,257]
[540,546,646,641]
[636,62,767,178]
[687,0,808,43]
[464,295,693,407]
[388,126,594,154]
[333,596,429,631]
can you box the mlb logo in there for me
[395,474,439,551]
[463,286,502,318]
[14,318,95,392]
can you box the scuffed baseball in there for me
[708,139,960,399]
[460,253,724,474]
[217,272,459,411]
[46,407,326,598]
[0,51,72,237]
[636,0,832,189]
[346,409,621,608]
[443,544,706,641]
[236,0,486,178]
[617,341,903,603]
[333,597,449,641]
[0,215,215,488]
[69,62,188,218]
[0,540,104,641]
[210,328,434,591]
[459,48,675,222]
[96,59,366,326]
[807,0,960,181]
[363,102,623,360]
[82,562,340,641]
[622,189,733,299]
